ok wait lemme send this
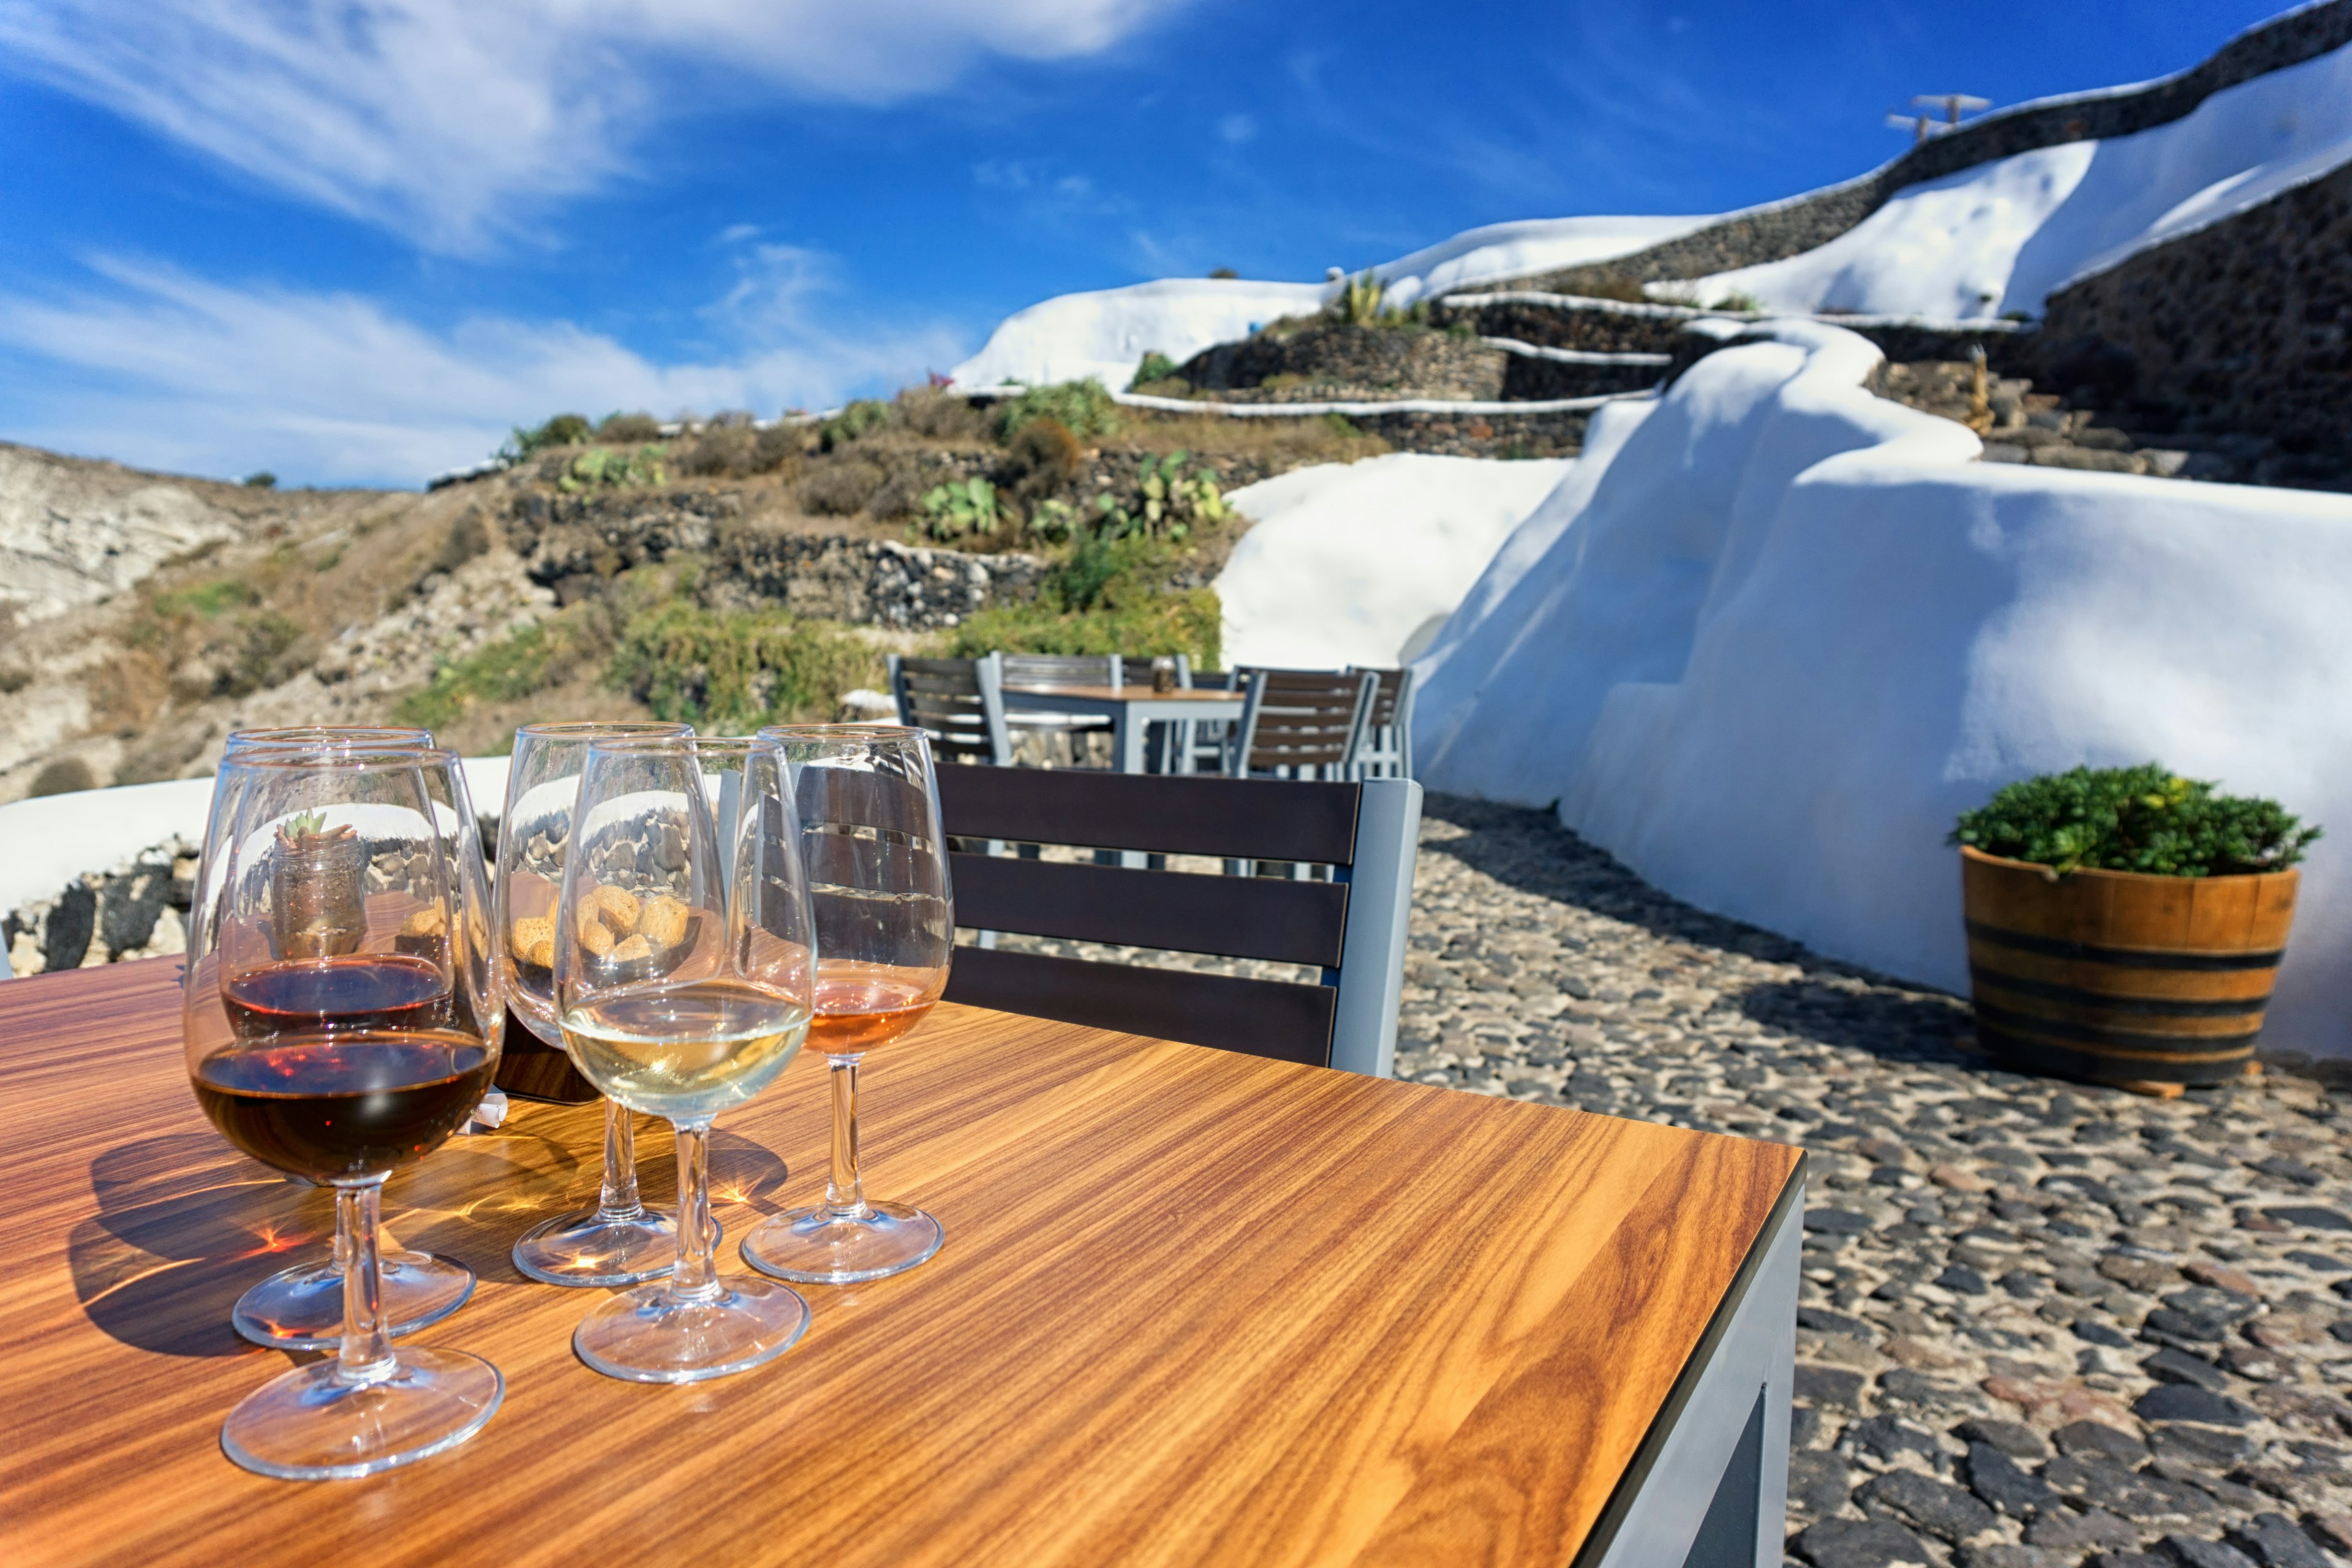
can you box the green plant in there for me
[997,379,1120,441]
[1322,412,1362,439]
[607,601,879,734]
[1708,292,1763,314]
[502,413,593,462]
[153,577,261,618]
[243,471,277,489]
[394,619,568,731]
[1091,451,1226,543]
[558,443,669,492]
[918,477,1005,540]
[944,526,1219,668]
[1950,763,2321,878]
[816,399,893,450]
[1134,351,1179,386]
[595,411,663,443]
[1338,270,1385,326]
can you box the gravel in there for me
[1397,796,2352,1568]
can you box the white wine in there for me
[560,979,810,1122]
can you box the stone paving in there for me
[1398,796,2352,1568]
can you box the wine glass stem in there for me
[825,1054,872,1220]
[598,1098,646,1219]
[335,1181,396,1385]
[331,1197,353,1272]
[667,1121,722,1304]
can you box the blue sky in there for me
[0,0,2291,487]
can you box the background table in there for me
[1001,682,1246,774]
[0,959,1803,1568]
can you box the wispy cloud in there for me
[1218,112,1257,144]
[0,0,1196,252]
[0,251,968,486]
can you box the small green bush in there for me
[608,601,879,734]
[1333,271,1430,330]
[998,379,1120,442]
[1708,292,1763,314]
[816,399,894,450]
[505,413,592,461]
[946,529,1219,667]
[395,619,567,732]
[243,471,277,489]
[1091,451,1226,543]
[1950,763,2321,878]
[595,411,664,443]
[801,458,886,516]
[559,444,668,492]
[154,577,261,618]
[918,477,1006,540]
[1134,352,1179,386]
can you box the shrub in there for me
[678,425,757,478]
[946,528,1217,665]
[1091,450,1226,543]
[1708,292,1763,314]
[1338,270,1385,326]
[596,411,663,443]
[395,618,568,732]
[558,444,668,492]
[816,400,892,450]
[243,471,277,489]
[998,379,1119,442]
[1134,351,1179,386]
[895,386,987,440]
[505,413,592,461]
[1950,763,2321,878]
[153,577,260,618]
[918,477,1006,541]
[800,458,886,516]
[608,601,880,734]
[750,426,801,472]
[1208,267,1238,279]
[1005,417,1082,499]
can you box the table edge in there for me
[1567,1148,1809,1568]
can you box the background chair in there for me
[998,652,1118,767]
[1224,668,1378,780]
[936,769,1423,1076]
[1346,666,1415,781]
[889,653,1011,766]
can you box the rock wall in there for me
[3,837,194,976]
[1341,408,1591,459]
[0,443,247,625]
[2034,160,2352,492]
[1483,0,2352,295]
[1172,322,1509,402]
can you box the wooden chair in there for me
[888,653,1011,766]
[1346,666,1415,781]
[1224,668,1379,780]
[937,769,1423,1075]
[997,652,1117,768]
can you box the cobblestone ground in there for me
[1400,797,2352,1568]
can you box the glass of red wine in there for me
[557,734,818,1381]
[184,745,505,1479]
[205,727,485,1351]
[740,725,952,1285]
[497,720,694,1287]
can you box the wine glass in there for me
[184,745,505,1479]
[556,734,816,1382]
[498,720,695,1286]
[740,725,951,1284]
[206,726,483,1350]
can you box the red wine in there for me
[194,1030,496,1182]
[224,954,450,1039]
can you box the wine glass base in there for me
[221,1348,503,1481]
[572,1275,811,1384]
[739,1200,944,1284]
[232,1250,475,1350]
[512,1207,694,1287]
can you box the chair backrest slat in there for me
[949,850,1348,969]
[1345,666,1415,780]
[934,767,1358,863]
[946,946,1337,1068]
[1229,668,1378,775]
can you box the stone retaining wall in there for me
[1171,322,1509,401]
[1341,408,1591,459]
[3,838,194,976]
[2034,159,2352,492]
[1479,0,2352,295]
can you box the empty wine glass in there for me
[557,734,816,1382]
[206,726,483,1350]
[740,725,951,1284]
[498,720,694,1287]
[184,745,505,1479]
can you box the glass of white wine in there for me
[555,734,818,1382]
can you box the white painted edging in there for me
[1480,337,1674,366]
[1109,390,1655,418]
[0,757,513,922]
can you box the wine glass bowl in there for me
[498,720,696,1288]
[556,734,817,1382]
[740,724,953,1286]
[184,746,505,1479]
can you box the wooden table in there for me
[0,959,1804,1568]
[1001,683,1247,775]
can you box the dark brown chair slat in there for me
[943,946,1336,1066]
[935,767,1359,863]
[948,851,1348,968]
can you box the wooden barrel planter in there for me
[1960,846,2297,1090]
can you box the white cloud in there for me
[0,0,1193,251]
[0,252,968,487]
[1218,112,1256,144]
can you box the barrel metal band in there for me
[1967,967,2273,1019]
[1964,919,2285,972]
[1972,998,2264,1052]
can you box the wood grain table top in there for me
[1002,683,1246,705]
[0,958,1801,1568]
